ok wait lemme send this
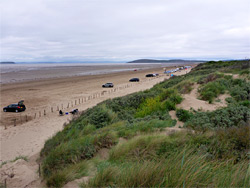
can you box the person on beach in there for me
[70,109,79,115]
[59,110,63,116]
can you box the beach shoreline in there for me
[0,63,179,84]
[0,65,193,188]
[0,64,195,162]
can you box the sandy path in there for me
[177,84,229,111]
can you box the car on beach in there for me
[3,100,26,112]
[129,78,140,82]
[102,83,114,88]
[145,74,154,77]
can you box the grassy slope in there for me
[40,60,250,187]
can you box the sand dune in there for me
[0,66,192,187]
[1,66,192,162]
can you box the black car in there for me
[3,100,26,113]
[129,78,140,82]
[145,74,154,77]
[102,83,114,88]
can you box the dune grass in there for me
[40,60,250,187]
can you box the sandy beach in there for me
[0,64,194,162]
[0,64,194,188]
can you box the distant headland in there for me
[127,59,206,63]
[0,61,15,64]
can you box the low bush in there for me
[87,105,117,128]
[135,97,163,118]
[197,73,224,84]
[185,105,249,129]
[176,109,193,122]
[174,80,194,94]
[199,80,227,103]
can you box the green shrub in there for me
[239,100,250,107]
[169,94,183,104]
[210,125,250,160]
[87,105,116,128]
[230,85,249,101]
[185,105,250,129]
[176,109,193,122]
[135,97,163,118]
[199,80,227,103]
[240,69,250,75]
[162,100,176,110]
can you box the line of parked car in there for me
[102,73,159,88]
[4,73,160,113]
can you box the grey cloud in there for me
[1,0,250,62]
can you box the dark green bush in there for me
[199,80,227,103]
[87,105,116,128]
[176,109,193,122]
[210,125,250,160]
[185,105,250,129]
[162,100,176,111]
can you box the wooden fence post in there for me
[67,103,69,108]
[44,110,46,116]
[39,164,41,177]
[20,115,22,124]
[51,107,53,112]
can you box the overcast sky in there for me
[1,0,250,62]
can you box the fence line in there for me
[5,76,166,128]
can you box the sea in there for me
[0,62,177,84]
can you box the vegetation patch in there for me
[40,60,249,187]
[176,108,193,122]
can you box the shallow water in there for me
[0,63,176,84]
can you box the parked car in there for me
[3,100,26,112]
[102,83,114,88]
[146,74,154,77]
[129,78,140,82]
